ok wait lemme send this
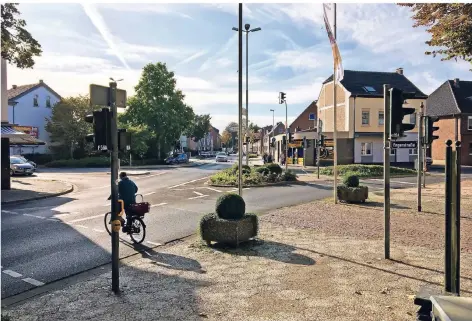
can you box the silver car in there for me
[215,152,228,162]
[10,156,35,176]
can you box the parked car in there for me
[12,155,37,170]
[215,152,228,162]
[426,157,433,166]
[165,153,189,164]
[10,156,35,176]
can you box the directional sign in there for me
[391,141,417,149]
[90,84,127,108]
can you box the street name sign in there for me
[391,141,417,149]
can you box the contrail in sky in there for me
[81,3,131,70]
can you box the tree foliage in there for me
[1,3,42,68]
[189,114,211,142]
[221,130,232,146]
[45,95,97,159]
[399,3,472,67]
[120,63,195,159]
[225,121,239,133]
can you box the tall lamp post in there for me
[269,109,274,156]
[232,23,261,165]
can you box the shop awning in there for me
[1,125,46,146]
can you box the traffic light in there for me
[389,88,416,138]
[118,129,131,152]
[319,134,325,147]
[282,135,286,145]
[288,132,293,143]
[302,136,306,148]
[279,92,286,104]
[85,108,111,150]
[424,116,439,146]
[271,137,276,147]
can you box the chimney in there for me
[396,68,403,75]
[39,79,43,83]
[454,78,460,88]
[12,85,17,89]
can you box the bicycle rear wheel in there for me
[129,217,146,244]
[104,212,112,235]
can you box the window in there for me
[362,110,370,125]
[409,148,417,155]
[362,86,376,93]
[361,142,372,156]
[46,96,51,108]
[410,112,417,126]
[468,116,472,131]
[469,143,472,156]
[378,111,384,126]
[33,95,38,107]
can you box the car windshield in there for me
[10,157,26,164]
[217,153,226,156]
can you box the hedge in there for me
[45,157,110,168]
[319,164,416,178]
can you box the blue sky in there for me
[8,2,471,132]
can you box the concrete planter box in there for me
[200,213,258,246]
[337,185,368,203]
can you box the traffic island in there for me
[1,178,74,205]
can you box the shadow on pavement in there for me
[390,259,472,282]
[352,201,410,210]
[211,239,316,266]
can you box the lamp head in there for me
[245,23,250,31]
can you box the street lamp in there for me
[233,23,261,165]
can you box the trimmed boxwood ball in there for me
[255,166,269,175]
[266,163,282,175]
[215,193,246,220]
[343,173,359,187]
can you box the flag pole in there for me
[333,3,338,204]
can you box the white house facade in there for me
[7,80,61,154]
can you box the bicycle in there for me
[104,194,148,244]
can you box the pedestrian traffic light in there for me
[279,92,286,104]
[424,116,440,146]
[390,88,416,138]
[85,108,111,150]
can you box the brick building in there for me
[425,79,472,165]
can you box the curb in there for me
[1,182,74,206]
[207,180,306,188]
[106,171,151,176]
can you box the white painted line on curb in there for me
[68,214,104,223]
[53,213,70,218]
[93,228,106,233]
[168,176,210,189]
[205,187,222,193]
[23,214,45,219]
[151,202,167,208]
[22,278,45,287]
[193,191,204,196]
[74,225,89,229]
[144,192,156,196]
[188,195,208,200]
[3,270,22,278]
[146,241,162,246]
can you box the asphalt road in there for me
[1,160,461,299]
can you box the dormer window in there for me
[33,95,39,107]
[46,96,51,108]
[362,86,376,93]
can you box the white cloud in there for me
[176,50,209,66]
[81,3,131,70]
[199,33,238,72]
[97,3,193,19]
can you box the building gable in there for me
[7,80,62,104]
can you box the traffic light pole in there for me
[285,100,288,172]
[109,81,120,294]
[417,112,423,212]
[238,3,243,197]
[384,84,391,260]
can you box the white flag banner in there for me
[323,3,344,82]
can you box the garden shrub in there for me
[215,193,245,220]
[255,166,269,175]
[343,173,359,187]
[282,170,297,181]
[266,163,282,175]
[45,157,110,168]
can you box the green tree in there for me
[45,95,97,159]
[188,114,211,143]
[1,3,42,68]
[399,3,472,67]
[122,63,195,159]
[221,130,232,147]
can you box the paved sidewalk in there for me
[1,178,73,205]
[4,180,472,320]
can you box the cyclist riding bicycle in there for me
[108,172,138,233]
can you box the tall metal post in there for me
[452,141,461,294]
[317,118,321,179]
[444,139,453,292]
[285,100,288,172]
[417,111,423,212]
[109,81,120,293]
[384,84,391,259]
[245,29,249,166]
[332,3,338,204]
[423,147,427,188]
[238,3,243,196]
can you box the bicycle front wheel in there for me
[104,212,112,235]
[129,217,146,244]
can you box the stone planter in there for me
[337,185,368,203]
[200,213,258,246]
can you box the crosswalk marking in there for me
[193,191,204,196]
[22,278,45,287]
[151,202,167,207]
[146,241,162,246]
[3,270,22,278]
[205,187,222,193]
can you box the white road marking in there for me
[1,210,18,214]
[74,225,89,229]
[3,270,22,278]
[53,213,70,218]
[193,191,204,196]
[229,188,238,192]
[188,195,208,200]
[135,172,168,180]
[23,214,45,219]
[93,228,106,233]
[22,278,45,287]
[68,214,104,223]
[151,202,167,207]
[9,206,53,211]
[168,176,210,189]
[144,192,156,196]
[47,218,60,222]
[103,203,110,207]
[146,241,162,246]
[205,187,222,193]
[243,187,251,190]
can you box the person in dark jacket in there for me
[118,172,138,232]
